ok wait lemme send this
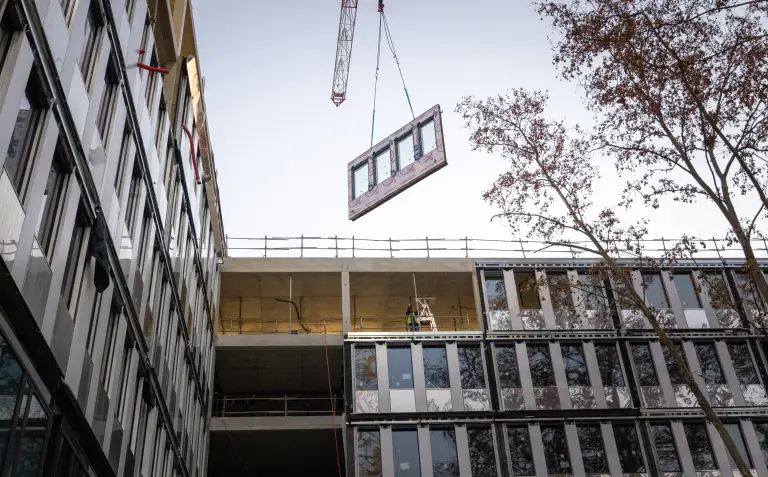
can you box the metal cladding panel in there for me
[348,104,447,221]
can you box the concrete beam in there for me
[216,334,343,349]
[210,416,342,432]
[222,258,474,274]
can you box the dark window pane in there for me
[725,423,752,468]
[695,344,726,385]
[0,338,23,470]
[705,272,732,309]
[527,345,555,387]
[673,273,701,308]
[562,344,590,386]
[632,343,659,386]
[423,347,450,389]
[595,344,625,387]
[754,423,768,468]
[663,343,686,386]
[468,428,497,477]
[458,346,485,389]
[642,273,670,309]
[577,426,608,473]
[506,426,534,476]
[514,272,541,309]
[495,345,520,388]
[728,343,760,385]
[684,423,717,470]
[388,348,414,390]
[541,426,572,474]
[393,430,421,477]
[358,430,382,477]
[5,91,41,198]
[651,424,681,472]
[613,424,645,473]
[356,347,377,391]
[430,429,459,477]
[485,278,507,311]
[547,273,573,309]
[10,394,49,477]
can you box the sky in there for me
[191,0,763,255]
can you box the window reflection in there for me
[419,120,436,155]
[579,275,605,310]
[358,430,382,477]
[374,151,391,185]
[506,426,534,476]
[612,275,637,309]
[388,348,414,390]
[642,273,670,309]
[495,345,520,388]
[651,424,681,472]
[353,163,369,199]
[393,430,421,477]
[725,423,753,469]
[0,337,22,471]
[735,272,764,312]
[577,426,608,473]
[595,344,625,387]
[704,272,732,309]
[485,278,508,311]
[561,344,590,386]
[541,426,572,474]
[673,272,702,308]
[468,427,497,477]
[547,273,573,309]
[727,343,760,385]
[527,345,555,387]
[430,429,459,477]
[753,422,768,468]
[397,135,415,170]
[356,347,377,390]
[694,343,726,385]
[423,347,449,389]
[613,424,645,473]
[457,346,485,389]
[683,423,717,471]
[662,342,686,386]
[10,394,48,476]
[631,343,659,386]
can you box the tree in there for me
[456,88,753,475]
[535,0,768,306]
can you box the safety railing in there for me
[352,315,479,332]
[224,236,768,259]
[213,395,344,417]
[218,317,343,335]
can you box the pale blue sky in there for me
[191,0,758,250]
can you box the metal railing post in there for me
[389,237,393,258]
[222,397,226,416]
[274,320,278,334]
[426,236,430,258]
[300,235,304,257]
[352,235,355,258]
[264,235,268,257]
[284,394,288,416]
[335,235,338,258]
[465,236,469,258]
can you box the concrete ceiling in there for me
[349,272,474,297]
[221,273,342,298]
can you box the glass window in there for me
[457,346,486,389]
[96,56,119,143]
[735,272,764,311]
[60,212,88,311]
[0,10,16,72]
[79,1,101,88]
[374,151,391,184]
[356,347,378,390]
[662,343,686,386]
[0,337,23,470]
[595,344,625,387]
[527,345,555,387]
[495,345,520,388]
[541,426,572,474]
[485,278,508,311]
[727,343,760,385]
[704,271,732,309]
[684,423,717,470]
[613,424,645,473]
[10,394,49,476]
[547,272,573,309]
[396,134,414,170]
[562,344,590,386]
[612,276,637,309]
[642,273,669,308]
[393,430,420,477]
[577,426,608,473]
[514,272,540,309]
[5,86,44,201]
[754,422,768,468]
[430,429,459,477]
[468,427,497,477]
[695,343,726,385]
[580,275,605,310]
[419,120,436,155]
[388,348,414,390]
[35,145,69,260]
[651,424,681,472]
[673,272,701,308]
[358,429,382,477]
[125,162,143,235]
[423,347,449,389]
[353,162,369,199]
[506,426,534,476]
[631,343,659,386]
[725,423,752,468]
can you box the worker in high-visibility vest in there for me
[405,304,420,332]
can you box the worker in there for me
[405,304,420,332]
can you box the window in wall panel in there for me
[374,150,391,185]
[725,422,752,468]
[144,49,159,111]
[547,272,573,309]
[137,208,152,271]
[506,426,534,476]
[5,77,45,202]
[116,338,132,421]
[423,347,449,388]
[727,343,760,385]
[0,336,23,471]
[35,145,69,261]
[662,342,686,386]
[388,347,414,390]
[704,271,732,309]
[735,272,764,312]
[631,343,659,386]
[458,346,486,389]
[561,344,590,386]
[577,425,608,473]
[10,393,49,476]
[673,272,702,308]
[125,0,136,21]
[419,120,436,155]
[641,273,669,309]
[613,424,645,473]
[100,310,119,394]
[114,124,131,198]
[495,345,520,388]
[79,1,102,90]
[612,276,636,309]
[684,423,718,470]
[541,426,572,474]
[754,423,768,468]
[85,293,103,356]
[396,134,415,170]
[468,428,497,477]
[0,10,17,80]
[580,275,606,310]
[651,424,681,472]
[485,277,508,311]
[393,430,420,477]
[595,344,625,386]
[694,343,726,385]
[125,162,142,236]
[430,429,459,477]
[96,56,118,144]
[60,211,88,312]
[352,163,369,199]
[527,345,555,386]
[514,272,540,309]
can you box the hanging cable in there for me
[324,321,343,477]
[382,12,415,120]
[221,416,254,477]
[370,12,383,147]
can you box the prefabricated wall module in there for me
[347,104,447,221]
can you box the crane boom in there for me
[331,0,359,106]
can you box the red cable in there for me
[324,321,343,477]
[181,125,200,182]
[137,62,170,74]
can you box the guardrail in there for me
[213,395,343,417]
[224,236,768,259]
[218,317,343,335]
[352,315,478,332]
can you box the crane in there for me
[330,0,362,106]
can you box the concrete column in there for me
[600,423,624,477]
[583,342,607,408]
[742,421,768,477]
[564,424,586,476]
[649,341,677,407]
[376,343,391,412]
[706,421,735,477]
[455,425,473,477]
[716,341,746,406]
[536,270,557,329]
[418,426,434,477]
[549,342,572,410]
[446,342,464,412]
[671,421,698,477]
[528,424,549,477]
[342,271,351,333]
[501,270,522,330]
[694,270,725,328]
[663,270,689,328]
[412,343,427,413]
[516,342,536,410]
[381,427,395,477]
